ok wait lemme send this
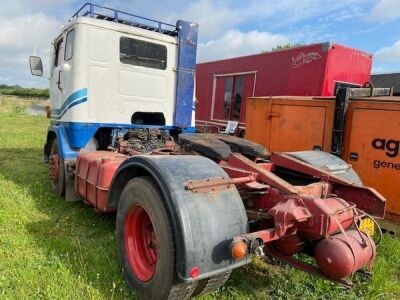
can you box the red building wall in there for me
[195,42,372,133]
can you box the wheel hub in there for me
[124,205,158,282]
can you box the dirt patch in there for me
[25,103,47,116]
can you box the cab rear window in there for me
[120,37,167,70]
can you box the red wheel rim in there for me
[49,153,60,184]
[124,205,157,282]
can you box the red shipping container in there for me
[195,42,372,135]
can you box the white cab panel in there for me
[50,17,178,126]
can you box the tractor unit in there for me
[29,3,386,299]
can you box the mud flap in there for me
[64,160,81,202]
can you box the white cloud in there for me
[0,12,61,87]
[368,0,400,22]
[0,0,75,87]
[0,13,60,49]
[197,29,289,62]
[375,40,400,61]
[0,0,74,18]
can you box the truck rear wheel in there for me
[116,176,196,300]
[191,271,231,297]
[49,138,65,196]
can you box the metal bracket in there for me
[185,177,232,193]
[185,175,256,193]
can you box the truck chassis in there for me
[48,130,385,299]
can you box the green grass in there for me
[0,99,399,299]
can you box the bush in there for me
[0,84,49,98]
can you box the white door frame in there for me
[210,71,257,123]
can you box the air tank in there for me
[314,230,376,279]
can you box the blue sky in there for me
[1,0,399,88]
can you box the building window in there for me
[64,29,75,61]
[120,37,167,70]
[232,76,244,121]
[223,75,244,121]
[223,77,233,119]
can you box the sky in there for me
[1,0,400,88]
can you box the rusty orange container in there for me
[246,95,400,223]
[245,96,335,152]
[342,97,400,222]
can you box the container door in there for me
[346,108,400,219]
[269,104,327,152]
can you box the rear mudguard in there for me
[107,155,249,282]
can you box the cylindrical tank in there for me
[314,230,376,279]
[273,234,305,256]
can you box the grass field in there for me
[0,98,399,299]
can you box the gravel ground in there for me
[25,103,47,116]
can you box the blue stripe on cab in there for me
[51,88,88,119]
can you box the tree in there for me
[262,43,305,53]
[0,84,49,98]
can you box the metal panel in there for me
[174,20,198,128]
[345,107,400,220]
[285,150,362,184]
[322,44,372,96]
[331,86,392,156]
[269,104,327,152]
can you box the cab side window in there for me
[64,30,75,61]
[54,38,64,67]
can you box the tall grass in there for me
[0,96,47,115]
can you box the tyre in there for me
[116,176,196,300]
[191,271,231,297]
[49,138,65,196]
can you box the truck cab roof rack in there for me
[71,3,178,36]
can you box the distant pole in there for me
[34,44,37,56]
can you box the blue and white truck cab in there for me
[30,3,197,163]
